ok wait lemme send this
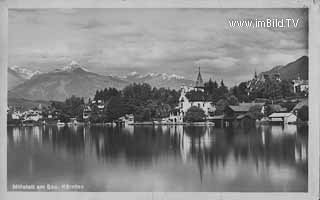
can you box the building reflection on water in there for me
[8,124,308,168]
[7,124,308,191]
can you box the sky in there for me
[9,8,308,86]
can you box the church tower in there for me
[195,66,204,89]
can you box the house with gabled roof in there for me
[168,67,216,123]
[268,112,297,124]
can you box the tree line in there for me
[47,77,307,123]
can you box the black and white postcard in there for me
[0,0,319,200]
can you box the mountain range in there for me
[8,66,42,89]
[8,61,194,101]
[8,56,308,102]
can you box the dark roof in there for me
[292,99,308,111]
[185,91,208,102]
[228,105,250,112]
[269,112,294,118]
[236,113,254,119]
[228,103,264,113]
[211,115,235,120]
[269,104,287,112]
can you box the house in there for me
[83,106,92,120]
[210,115,234,128]
[11,110,21,120]
[169,108,183,123]
[268,112,297,124]
[292,76,308,94]
[234,114,256,128]
[210,102,263,128]
[247,71,282,96]
[169,67,216,123]
[22,110,43,122]
[226,102,265,116]
[118,114,135,125]
[267,104,288,113]
[96,100,105,110]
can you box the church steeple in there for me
[254,69,258,79]
[195,66,204,88]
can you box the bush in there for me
[184,106,206,122]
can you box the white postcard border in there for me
[0,0,319,200]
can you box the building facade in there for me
[169,67,216,123]
[292,76,308,94]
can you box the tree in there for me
[280,80,294,97]
[248,105,263,120]
[227,95,239,106]
[105,96,132,122]
[204,78,217,95]
[215,99,229,115]
[51,95,85,121]
[234,82,249,102]
[184,106,206,122]
[219,80,228,95]
[297,105,308,121]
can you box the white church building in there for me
[168,67,216,123]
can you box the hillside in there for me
[8,68,26,90]
[262,56,308,80]
[8,63,129,101]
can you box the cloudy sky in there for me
[9,8,308,85]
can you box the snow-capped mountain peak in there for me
[129,72,185,80]
[55,61,89,72]
[9,65,42,79]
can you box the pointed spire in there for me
[195,65,204,88]
[254,69,257,79]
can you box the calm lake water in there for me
[7,124,308,192]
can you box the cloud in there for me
[81,19,104,29]
[265,53,303,66]
[8,8,308,86]
[195,57,238,69]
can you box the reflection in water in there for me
[7,124,308,192]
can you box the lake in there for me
[7,124,308,192]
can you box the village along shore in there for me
[7,68,309,128]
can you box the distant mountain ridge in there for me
[8,61,129,101]
[8,56,307,102]
[9,65,42,79]
[260,56,308,80]
[124,71,194,89]
[8,61,194,101]
[8,66,42,89]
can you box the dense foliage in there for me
[184,106,206,122]
[247,79,295,100]
[46,76,306,123]
[93,83,179,122]
[51,95,85,122]
[297,105,308,121]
